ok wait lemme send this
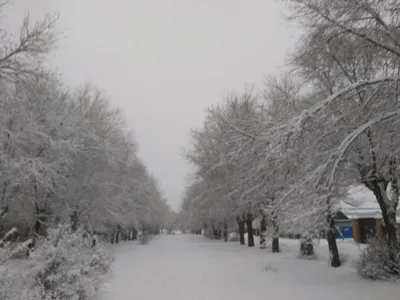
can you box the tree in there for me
[0,2,170,298]
[277,0,400,267]
[0,2,57,81]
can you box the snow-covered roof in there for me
[339,185,399,220]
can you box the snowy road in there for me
[98,235,399,300]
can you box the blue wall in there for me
[338,226,353,239]
[319,226,353,239]
[283,226,353,240]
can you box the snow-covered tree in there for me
[0,3,170,298]
[182,88,288,248]
[264,0,400,267]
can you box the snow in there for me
[339,185,400,219]
[340,185,382,219]
[343,185,378,207]
[97,235,399,300]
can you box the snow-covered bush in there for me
[227,232,240,242]
[202,227,222,240]
[298,237,318,260]
[0,229,32,300]
[1,225,113,300]
[0,275,21,300]
[138,232,149,245]
[0,228,31,262]
[138,232,156,245]
[30,225,113,300]
[355,236,400,281]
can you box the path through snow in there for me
[98,234,399,300]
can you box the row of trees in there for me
[179,0,400,276]
[0,4,175,298]
[0,4,170,248]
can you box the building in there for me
[339,185,400,244]
[253,185,399,243]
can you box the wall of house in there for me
[352,220,361,243]
[338,226,353,238]
[352,218,383,244]
[336,219,353,239]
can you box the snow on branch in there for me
[323,107,400,194]
[278,76,400,133]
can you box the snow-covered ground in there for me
[97,235,399,300]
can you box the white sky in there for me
[6,0,296,210]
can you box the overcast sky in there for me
[7,0,296,210]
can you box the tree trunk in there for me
[326,217,341,267]
[34,219,42,237]
[386,212,398,274]
[116,225,122,244]
[260,212,267,249]
[70,210,78,232]
[369,180,398,273]
[33,206,47,246]
[370,180,398,246]
[32,184,47,239]
[272,237,279,253]
[237,218,245,245]
[0,182,9,220]
[223,222,228,242]
[110,232,115,244]
[246,213,255,247]
[386,212,398,246]
[271,214,280,253]
[212,225,221,239]
[91,234,97,248]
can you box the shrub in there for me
[139,232,149,245]
[1,225,113,300]
[298,237,318,260]
[227,232,240,242]
[355,236,400,281]
[0,229,33,300]
[32,225,113,299]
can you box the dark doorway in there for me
[359,218,376,243]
